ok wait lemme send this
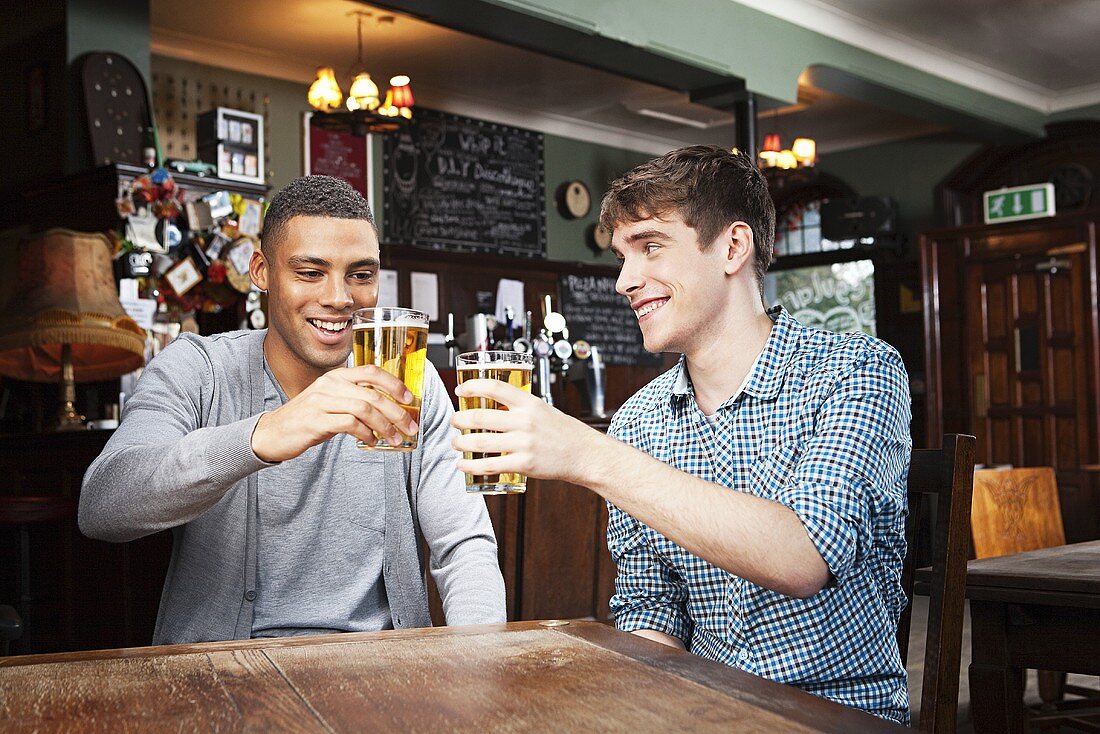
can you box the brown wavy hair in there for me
[599,145,775,292]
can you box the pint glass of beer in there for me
[351,307,429,450]
[456,350,534,494]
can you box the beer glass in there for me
[456,350,534,494]
[351,307,429,450]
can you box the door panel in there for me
[966,247,1097,540]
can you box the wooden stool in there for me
[0,496,77,654]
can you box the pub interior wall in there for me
[818,137,983,253]
[150,54,653,266]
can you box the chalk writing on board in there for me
[382,108,546,257]
[559,273,662,367]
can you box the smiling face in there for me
[250,215,380,394]
[612,212,747,357]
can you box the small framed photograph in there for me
[126,211,166,253]
[228,119,242,143]
[185,199,214,231]
[231,152,245,175]
[244,154,258,179]
[238,198,263,236]
[241,122,253,145]
[203,190,233,220]
[165,256,203,296]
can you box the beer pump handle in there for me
[444,312,457,367]
[587,346,607,418]
[536,352,554,407]
[504,306,515,342]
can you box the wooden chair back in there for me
[970,467,1064,559]
[898,434,976,734]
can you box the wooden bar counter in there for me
[0,620,903,732]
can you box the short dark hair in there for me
[599,145,776,291]
[261,175,376,254]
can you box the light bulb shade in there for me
[762,133,781,153]
[348,72,380,111]
[389,80,414,110]
[0,229,145,382]
[792,137,816,166]
[758,150,780,168]
[777,150,798,170]
[308,67,343,111]
[378,89,398,117]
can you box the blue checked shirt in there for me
[607,307,912,724]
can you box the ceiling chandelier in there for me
[307,11,414,135]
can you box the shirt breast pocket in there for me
[746,441,801,500]
[340,449,387,534]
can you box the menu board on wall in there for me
[381,108,546,257]
[559,273,662,367]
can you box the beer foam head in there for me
[353,318,427,328]
[457,360,533,370]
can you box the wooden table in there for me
[968,540,1100,733]
[0,620,903,732]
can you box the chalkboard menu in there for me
[381,108,546,257]
[559,273,662,367]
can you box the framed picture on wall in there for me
[302,112,372,202]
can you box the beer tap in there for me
[586,345,607,418]
[511,310,533,355]
[444,312,458,367]
[532,333,554,405]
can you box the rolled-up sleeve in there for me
[772,350,911,583]
[606,502,692,644]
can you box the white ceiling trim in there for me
[730,0,1100,113]
[151,26,676,156]
[1049,81,1100,114]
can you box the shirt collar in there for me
[669,305,800,406]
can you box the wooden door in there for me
[965,246,1098,540]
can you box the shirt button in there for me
[737,650,749,662]
[244,590,256,601]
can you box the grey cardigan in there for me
[79,329,505,644]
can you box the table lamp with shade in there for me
[0,229,146,430]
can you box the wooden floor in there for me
[905,595,1096,732]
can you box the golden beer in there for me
[456,351,534,494]
[351,308,429,450]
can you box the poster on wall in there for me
[381,108,546,257]
[763,260,877,336]
[303,113,369,198]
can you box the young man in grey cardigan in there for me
[80,176,505,644]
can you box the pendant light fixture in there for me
[757,107,816,169]
[307,11,414,135]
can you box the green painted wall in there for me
[488,0,1045,137]
[1050,104,1100,123]
[542,135,651,263]
[818,137,982,251]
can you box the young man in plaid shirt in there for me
[452,145,912,723]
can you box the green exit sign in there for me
[983,183,1056,224]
